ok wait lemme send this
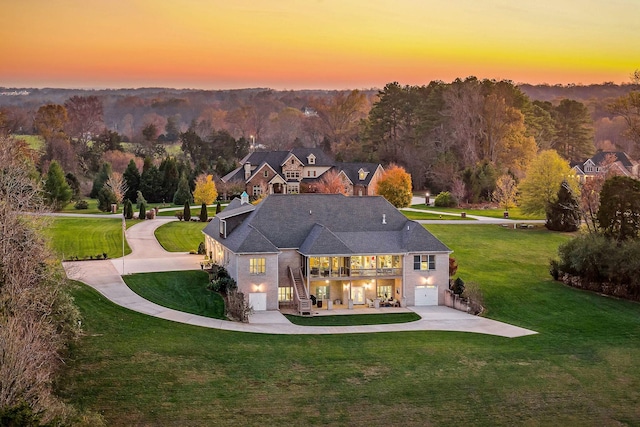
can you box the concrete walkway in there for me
[62,215,537,338]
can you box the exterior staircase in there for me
[289,266,312,316]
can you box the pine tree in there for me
[183,201,191,221]
[90,162,112,198]
[44,160,72,210]
[173,173,192,205]
[199,203,208,222]
[123,159,140,202]
[545,180,580,232]
[139,202,146,220]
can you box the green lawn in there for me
[46,217,132,260]
[285,312,421,326]
[411,204,543,220]
[154,220,207,252]
[401,210,473,220]
[58,225,640,426]
[156,206,219,217]
[59,198,115,215]
[123,271,225,319]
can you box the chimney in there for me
[382,214,386,224]
[244,162,251,180]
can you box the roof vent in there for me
[309,210,312,215]
[382,214,386,224]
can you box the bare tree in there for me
[316,169,349,195]
[0,137,82,423]
[105,172,129,205]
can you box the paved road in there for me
[62,209,537,338]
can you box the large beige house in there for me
[202,194,451,314]
[221,148,384,198]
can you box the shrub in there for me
[138,202,146,221]
[450,277,465,295]
[145,209,155,220]
[462,282,484,315]
[197,242,206,255]
[174,211,184,221]
[136,191,147,209]
[74,200,89,210]
[434,191,457,207]
[209,276,237,294]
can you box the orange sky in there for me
[1,0,638,89]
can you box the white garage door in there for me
[415,285,438,306]
[249,292,267,311]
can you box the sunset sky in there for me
[2,0,638,90]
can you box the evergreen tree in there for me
[97,186,117,212]
[545,180,581,232]
[44,160,72,210]
[123,159,140,202]
[135,190,147,209]
[183,201,191,221]
[65,172,81,201]
[159,157,179,203]
[124,199,133,219]
[90,162,112,198]
[139,163,162,203]
[199,203,208,222]
[139,202,146,220]
[173,173,192,205]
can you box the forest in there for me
[1,78,638,200]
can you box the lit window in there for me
[413,255,435,270]
[278,287,293,301]
[250,258,266,275]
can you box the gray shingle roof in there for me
[203,194,450,255]
[336,162,382,186]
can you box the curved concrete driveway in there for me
[63,216,537,338]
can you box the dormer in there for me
[307,154,316,165]
[358,168,369,181]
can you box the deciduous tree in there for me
[193,174,218,205]
[375,164,412,208]
[0,137,81,423]
[597,175,640,241]
[492,174,517,212]
[316,169,349,195]
[518,150,578,216]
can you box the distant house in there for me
[203,194,451,313]
[222,148,384,197]
[572,151,638,182]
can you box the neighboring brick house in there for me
[571,151,638,182]
[221,148,384,197]
[203,193,451,313]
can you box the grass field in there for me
[46,217,132,260]
[412,204,543,220]
[401,210,473,220]
[154,220,207,252]
[285,312,421,326]
[57,225,640,426]
[123,271,225,319]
